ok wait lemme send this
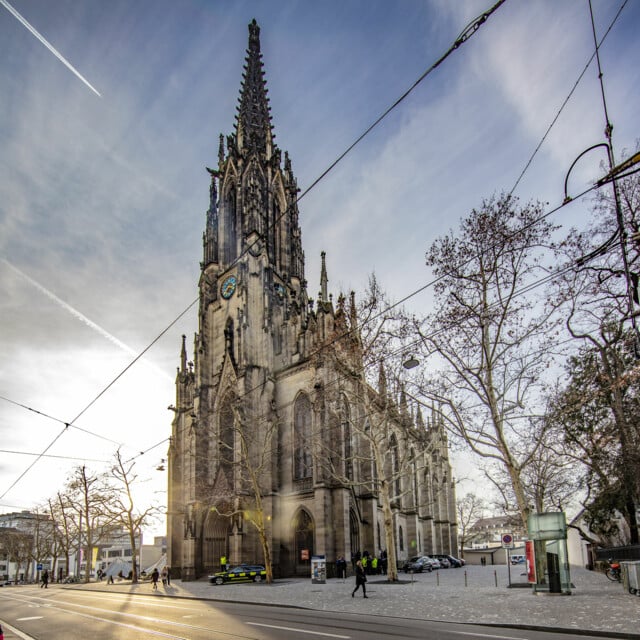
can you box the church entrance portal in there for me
[203,510,229,573]
[293,509,314,576]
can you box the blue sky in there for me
[1,0,638,533]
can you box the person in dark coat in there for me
[351,560,367,598]
[40,569,49,589]
[151,567,159,590]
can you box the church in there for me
[167,20,458,580]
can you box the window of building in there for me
[220,394,235,487]
[293,393,312,480]
[341,396,353,479]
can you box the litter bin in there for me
[621,561,640,595]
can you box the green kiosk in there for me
[527,511,572,595]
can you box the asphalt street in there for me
[1,564,638,639]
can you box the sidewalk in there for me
[68,565,639,638]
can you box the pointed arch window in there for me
[349,509,359,558]
[411,448,418,509]
[293,509,314,565]
[223,186,237,264]
[293,393,313,480]
[341,396,353,480]
[219,395,235,488]
[390,434,400,501]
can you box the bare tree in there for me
[104,449,164,583]
[315,281,451,582]
[456,493,486,556]
[66,465,114,583]
[553,168,640,544]
[0,527,32,583]
[207,399,279,584]
[416,194,562,529]
[48,491,80,581]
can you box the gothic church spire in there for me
[235,19,274,156]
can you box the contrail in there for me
[0,0,101,97]
[2,258,172,382]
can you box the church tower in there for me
[167,20,458,580]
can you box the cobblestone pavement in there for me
[67,565,639,638]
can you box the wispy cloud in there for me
[0,0,101,97]
[1,258,172,381]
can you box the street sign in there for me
[501,533,514,548]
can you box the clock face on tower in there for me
[220,275,237,299]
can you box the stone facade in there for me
[167,20,457,580]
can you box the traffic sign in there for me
[502,533,514,548]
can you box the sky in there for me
[1,0,639,538]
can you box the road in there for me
[0,586,620,640]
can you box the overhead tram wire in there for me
[508,0,628,199]
[0,394,122,446]
[120,4,630,467]
[215,1,508,284]
[0,1,611,489]
[150,179,607,468]
[0,449,108,463]
[298,0,508,203]
[0,296,198,501]
[164,219,619,471]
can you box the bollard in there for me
[494,570,498,587]
[436,570,439,586]
[464,570,468,587]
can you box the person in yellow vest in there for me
[361,555,368,573]
[220,555,227,571]
[371,556,378,574]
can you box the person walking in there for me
[161,566,168,587]
[165,566,171,586]
[351,560,368,598]
[151,567,159,591]
[40,569,49,589]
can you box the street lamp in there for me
[403,355,419,370]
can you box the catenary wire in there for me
[0,449,108,463]
[2,1,627,500]
[0,297,198,501]
[0,0,508,501]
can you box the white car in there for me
[423,556,441,570]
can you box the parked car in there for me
[209,565,267,585]
[433,554,464,568]
[423,556,441,570]
[510,554,525,565]
[402,556,433,573]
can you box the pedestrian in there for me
[336,556,347,580]
[165,566,171,586]
[161,566,167,586]
[220,555,227,571]
[108,573,114,584]
[151,567,159,590]
[351,560,368,598]
[40,569,49,589]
